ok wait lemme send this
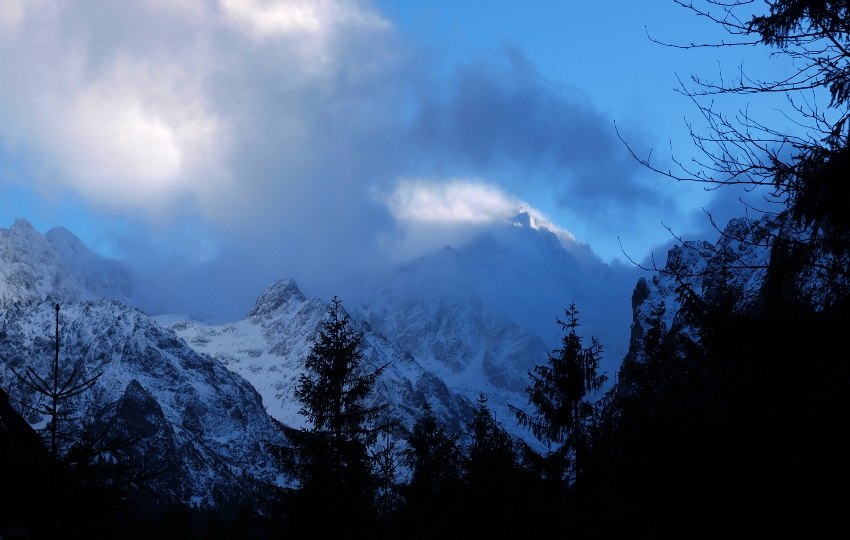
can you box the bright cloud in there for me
[0,0,674,319]
[0,0,389,216]
[0,1,25,26]
[385,179,526,225]
[384,178,576,240]
[221,0,389,38]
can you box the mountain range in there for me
[0,212,715,503]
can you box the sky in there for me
[0,0,806,320]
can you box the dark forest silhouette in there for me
[3,1,850,537]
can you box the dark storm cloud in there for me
[0,1,674,319]
[411,48,671,221]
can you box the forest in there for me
[2,1,849,537]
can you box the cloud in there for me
[0,1,674,318]
[385,178,526,225]
[221,0,389,39]
[0,0,392,218]
[411,48,679,234]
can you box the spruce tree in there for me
[11,304,101,459]
[392,403,463,536]
[3,304,148,537]
[462,393,520,539]
[403,403,461,499]
[286,297,386,538]
[513,303,606,484]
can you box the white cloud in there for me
[384,178,575,239]
[0,0,390,217]
[379,178,579,263]
[385,178,526,225]
[0,0,26,26]
[22,52,224,209]
[221,0,389,38]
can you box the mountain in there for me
[624,217,773,365]
[0,213,637,503]
[0,219,132,307]
[160,279,474,435]
[0,299,281,505]
[0,220,281,505]
[164,213,637,441]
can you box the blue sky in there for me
[0,1,802,318]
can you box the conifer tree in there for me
[372,420,402,520]
[393,403,462,535]
[513,303,606,484]
[403,403,461,499]
[466,393,515,485]
[285,297,386,538]
[462,393,520,538]
[11,304,101,459]
[3,304,149,537]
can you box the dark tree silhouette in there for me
[512,303,606,484]
[592,3,850,536]
[402,403,462,501]
[2,305,154,538]
[282,297,386,538]
[11,304,101,459]
[394,402,462,536]
[625,0,850,308]
[371,419,402,520]
[462,393,520,539]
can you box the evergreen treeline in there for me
[3,1,850,537]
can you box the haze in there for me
[0,0,795,320]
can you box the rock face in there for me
[624,217,773,365]
[0,219,132,308]
[0,300,281,505]
[164,213,634,442]
[164,279,474,435]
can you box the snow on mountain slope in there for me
[161,279,474,435]
[0,219,133,307]
[353,212,634,388]
[0,212,636,483]
[45,226,133,302]
[164,213,637,443]
[0,299,281,504]
[625,217,774,364]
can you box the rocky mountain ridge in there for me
[1,212,641,503]
[0,219,132,308]
[625,217,774,365]
[162,212,635,442]
[0,299,281,505]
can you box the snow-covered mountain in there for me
[0,212,639,503]
[0,220,280,504]
[0,219,132,307]
[160,279,475,435]
[625,217,773,364]
[163,212,637,441]
[0,299,281,505]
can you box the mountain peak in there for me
[246,279,307,321]
[1,218,134,308]
[513,211,533,228]
[45,226,85,252]
[12,218,35,231]
[512,210,556,232]
[513,211,578,244]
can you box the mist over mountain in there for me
[353,212,639,373]
[1,219,133,308]
[156,212,639,446]
[0,212,641,503]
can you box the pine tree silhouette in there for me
[282,297,386,538]
[512,303,606,484]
